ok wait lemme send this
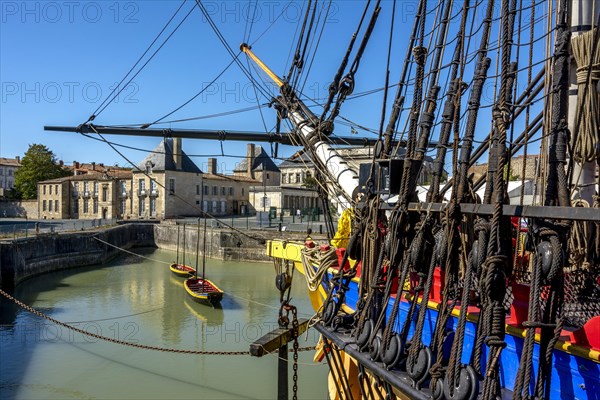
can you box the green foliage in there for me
[13,144,70,199]
[303,176,317,189]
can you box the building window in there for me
[83,181,89,194]
[203,200,208,211]
[72,200,78,215]
[42,200,47,211]
[242,188,245,196]
[169,178,175,194]
[282,174,286,184]
[139,179,145,194]
[212,200,217,212]
[93,181,98,195]
[296,173,300,183]
[120,199,126,216]
[8,169,12,176]
[150,197,156,216]
[49,185,52,195]
[43,185,46,195]
[203,185,209,195]
[55,184,59,194]
[74,182,79,194]
[196,185,200,195]
[266,173,270,179]
[221,187,226,195]
[150,179,157,193]
[93,199,98,214]
[229,187,234,196]
[139,198,145,216]
[102,186,108,202]
[49,200,53,212]
[121,181,127,195]
[221,201,226,214]
[55,200,59,212]
[83,199,89,213]
[212,186,217,195]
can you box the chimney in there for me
[91,162,96,171]
[173,138,182,170]
[208,158,217,174]
[247,143,255,178]
[15,156,20,163]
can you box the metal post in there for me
[277,344,289,400]
[570,0,600,203]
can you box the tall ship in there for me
[244,0,600,399]
[43,0,599,398]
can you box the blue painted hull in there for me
[321,270,600,399]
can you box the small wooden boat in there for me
[184,277,223,305]
[169,263,196,277]
[169,224,195,277]
[183,218,225,306]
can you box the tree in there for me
[14,144,70,199]
[303,176,317,189]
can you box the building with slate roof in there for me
[132,137,203,219]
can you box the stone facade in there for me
[38,170,133,220]
[469,154,543,181]
[0,157,21,198]
[202,163,257,215]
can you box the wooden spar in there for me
[202,217,207,281]
[569,0,600,203]
[182,223,186,267]
[176,225,180,265]
[44,124,425,148]
[195,219,200,279]
[240,43,360,202]
[249,319,310,357]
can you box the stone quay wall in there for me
[0,222,316,289]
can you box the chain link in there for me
[291,306,300,400]
[0,289,315,355]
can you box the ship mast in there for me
[569,0,600,203]
[241,44,360,205]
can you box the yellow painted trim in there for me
[267,239,600,362]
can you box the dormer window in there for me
[145,161,153,174]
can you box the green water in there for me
[0,248,328,399]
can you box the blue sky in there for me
[1,1,548,174]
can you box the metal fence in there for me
[0,218,118,240]
[176,213,337,235]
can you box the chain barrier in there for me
[0,289,315,355]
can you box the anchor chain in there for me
[0,289,315,355]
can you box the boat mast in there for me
[569,0,600,203]
[240,44,360,204]
[202,217,208,281]
[182,223,186,267]
[195,218,200,279]
[176,225,180,265]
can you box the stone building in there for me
[278,152,321,214]
[134,137,203,219]
[468,154,543,182]
[38,169,133,220]
[233,144,280,186]
[0,156,21,198]
[201,158,258,215]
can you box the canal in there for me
[0,248,328,399]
